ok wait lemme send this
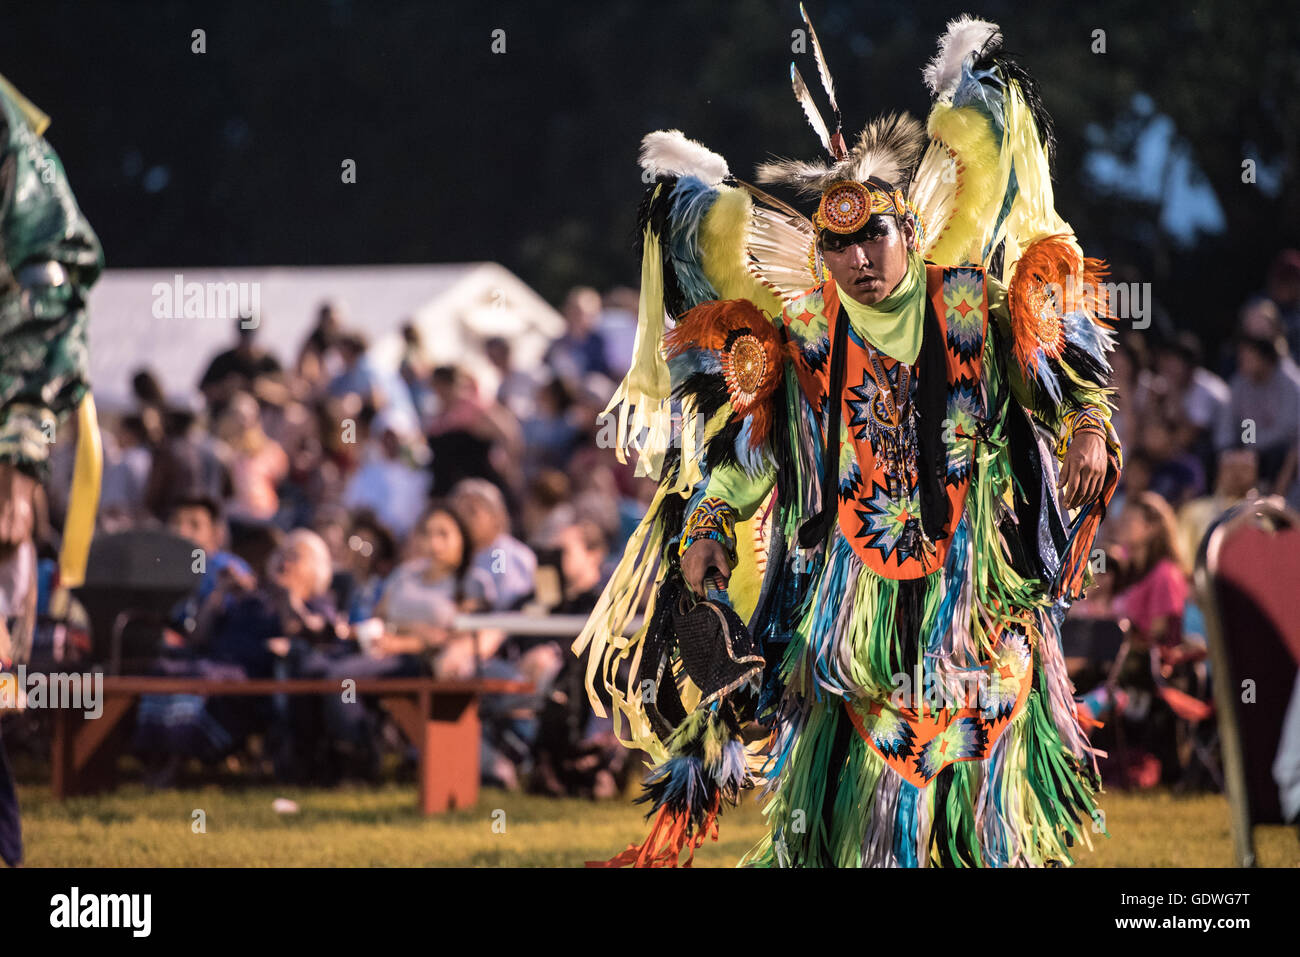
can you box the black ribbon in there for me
[913,291,951,542]
[798,295,850,549]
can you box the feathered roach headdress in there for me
[755,5,928,241]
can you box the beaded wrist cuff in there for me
[679,496,738,567]
[1056,405,1111,456]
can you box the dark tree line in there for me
[2,0,1295,349]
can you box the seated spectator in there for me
[98,411,159,531]
[474,522,609,795]
[145,400,230,521]
[1141,415,1205,508]
[166,494,256,644]
[555,520,610,615]
[545,286,610,384]
[131,368,168,415]
[209,529,347,679]
[341,418,431,539]
[1108,338,1156,460]
[296,301,345,392]
[567,466,624,548]
[449,478,537,611]
[132,496,257,783]
[209,529,352,780]
[374,502,496,678]
[1153,332,1229,479]
[317,393,367,488]
[1257,249,1300,360]
[327,333,381,407]
[198,316,282,419]
[307,501,354,611]
[1219,300,1300,490]
[1112,491,1190,651]
[1084,492,1199,787]
[399,322,435,418]
[491,518,609,717]
[328,332,422,439]
[340,510,399,624]
[1176,446,1259,565]
[597,285,639,380]
[215,391,289,524]
[283,504,495,779]
[520,377,579,481]
[530,520,627,800]
[427,366,520,498]
[520,469,577,551]
[486,335,540,422]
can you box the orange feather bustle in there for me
[664,299,785,449]
[1007,234,1115,384]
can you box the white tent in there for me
[86,262,566,410]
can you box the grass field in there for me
[15,781,1300,867]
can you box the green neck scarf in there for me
[833,250,926,364]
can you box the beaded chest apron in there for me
[787,265,990,580]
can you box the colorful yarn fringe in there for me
[589,705,749,868]
[744,667,1105,868]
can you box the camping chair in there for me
[1161,602,1220,791]
[72,529,200,674]
[1149,607,1219,792]
[1196,496,1300,867]
[1099,610,1217,791]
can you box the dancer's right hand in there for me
[681,538,731,596]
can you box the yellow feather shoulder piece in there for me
[700,186,784,316]
[920,101,1005,266]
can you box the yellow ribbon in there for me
[0,72,51,136]
[57,394,102,587]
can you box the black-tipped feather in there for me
[981,51,1057,178]
[671,370,730,420]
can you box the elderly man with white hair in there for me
[198,528,353,781]
[204,528,345,676]
[128,527,354,785]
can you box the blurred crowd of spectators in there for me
[33,284,649,797]
[1067,248,1300,790]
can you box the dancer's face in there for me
[821,214,914,306]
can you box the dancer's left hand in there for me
[1059,430,1107,509]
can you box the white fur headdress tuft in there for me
[922,16,1002,96]
[639,130,730,187]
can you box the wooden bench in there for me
[50,675,531,815]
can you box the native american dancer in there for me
[574,13,1124,868]
[0,73,103,867]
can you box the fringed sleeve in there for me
[582,281,786,869]
[987,266,1122,600]
[574,187,788,758]
[679,460,778,569]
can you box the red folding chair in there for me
[1196,497,1300,867]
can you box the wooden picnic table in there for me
[50,675,532,815]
